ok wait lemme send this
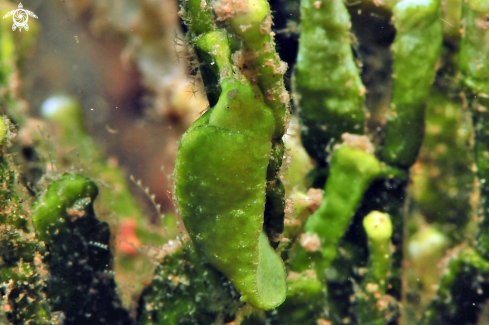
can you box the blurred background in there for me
[18,0,208,216]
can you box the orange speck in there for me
[117,218,141,256]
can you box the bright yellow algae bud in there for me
[363,211,393,243]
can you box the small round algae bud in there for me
[363,211,393,243]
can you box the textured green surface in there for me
[227,0,289,139]
[381,0,443,168]
[32,173,98,243]
[6,0,489,323]
[175,17,288,309]
[458,0,489,260]
[411,90,474,239]
[292,146,400,276]
[459,1,489,91]
[183,0,215,36]
[0,9,50,323]
[0,261,51,325]
[273,273,325,325]
[174,30,286,309]
[295,0,365,165]
[0,148,34,262]
[138,243,241,325]
[193,29,229,106]
[32,174,133,325]
[0,122,51,324]
[174,78,286,309]
[423,248,489,325]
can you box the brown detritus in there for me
[284,198,294,214]
[337,133,375,155]
[306,188,323,213]
[476,104,487,112]
[213,0,250,21]
[273,61,288,75]
[300,232,321,252]
[366,282,379,293]
[377,294,398,319]
[107,157,119,168]
[284,214,301,227]
[438,246,463,277]
[280,90,290,104]
[287,269,318,281]
[168,274,190,286]
[266,89,275,101]
[260,15,272,35]
[146,239,183,264]
[220,65,231,80]
[305,269,318,279]
[286,271,301,280]
[33,251,49,281]
[232,51,259,84]
[263,58,275,69]
[67,207,87,221]
[357,267,368,277]
[476,16,489,30]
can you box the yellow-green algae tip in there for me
[363,211,393,243]
[0,116,8,144]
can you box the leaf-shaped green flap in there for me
[174,78,286,310]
